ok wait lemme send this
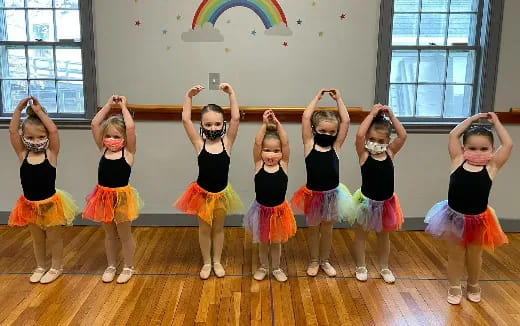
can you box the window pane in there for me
[390,50,418,83]
[27,0,52,8]
[389,84,416,117]
[28,10,55,41]
[29,80,57,113]
[447,50,475,83]
[444,85,472,117]
[418,50,447,83]
[2,0,24,8]
[1,79,28,113]
[448,14,477,45]
[57,80,83,113]
[421,0,449,12]
[55,0,79,9]
[416,85,444,117]
[450,0,478,12]
[419,14,447,45]
[0,46,27,78]
[1,10,27,41]
[392,14,418,45]
[56,48,82,79]
[56,10,80,40]
[394,0,419,12]
[28,46,55,78]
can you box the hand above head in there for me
[262,109,272,124]
[29,97,43,113]
[316,88,330,100]
[15,97,32,112]
[118,95,128,107]
[485,112,500,125]
[187,85,205,98]
[370,103,385,116]
[327,88,341,101]
[219,83,234,95]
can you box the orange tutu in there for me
[174,182,243,226]
[244,200,296,243]
[82,184,143,224]
[8,190,78,228]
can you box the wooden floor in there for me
[1,226,520,326]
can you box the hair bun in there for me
[266,122,277,132]
[374,111,388,121]
[26,104,47,117]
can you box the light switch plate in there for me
[209,73,220,90]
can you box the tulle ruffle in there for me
[244,200,296,243]
[348,189,404,232]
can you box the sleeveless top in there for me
[305,143,339,191]
[255,164,288,207]
[98,148,131,188]
[360,154,394,201]
[448,162,492,215]
[20,151,56,201]
[197,139,230,193]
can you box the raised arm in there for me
[355,104,383,158]
[329,89,350,149]
[221,83,240,147]
[30,97,60,155]
[271,112,290,164]
[448,113,487,161]
[9,97,31,158]
[487,112,513,170]
[302,89,325,146]
[253,110,270,165]
[92,96,117,150]
[385,106,407,156]
[119,96,136,154]
[182,85,204,151]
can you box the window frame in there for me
[0,0,96,122]
[375,0,505,126]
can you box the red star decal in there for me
[134,20,141,26]
[340,13,346,20]
[282,41,288,47]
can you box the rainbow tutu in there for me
[425,200,507,250]
[9,189,79,228]
[174,182,243,225]
[348,189,403,232]
[244,200,296,243]
[290,183,351,226]
[83,184,143,224]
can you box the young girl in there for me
[175,83,242,280]
[350,104,407,283]
[8,97,78,284]
[425,112,512,305]
[291,88,350,277]
[244,110,296,282]
[83,95,143,284]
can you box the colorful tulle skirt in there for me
[424,201,507,250]
[82,184,143,224]
[8,189,78,228]
[174,182,243,226]
[244,200,296,243]
[348,189,404,232]
[290,183,351,226]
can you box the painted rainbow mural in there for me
[191,0,288,30]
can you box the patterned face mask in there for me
[22,137,49,153]
[365,140,388,155]
[200,121,227,140]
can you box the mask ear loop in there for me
[220,121,227,136]
[199,125,206,139]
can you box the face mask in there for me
[262,151,282,166]
[463,150,493,166]
[365,140,388,155]
[314,132,337,147]
[200,122,227,140]
[22,137,49,153]
[104,137,125,152]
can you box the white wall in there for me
[0,0,518,221]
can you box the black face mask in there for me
[314,132,337,147]
[200,122,227,140]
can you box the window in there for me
[0,0,95,118]
[376,0,504,121]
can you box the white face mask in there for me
[365,140,388,155]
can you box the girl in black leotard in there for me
[425,112,512,305]
[8,97,79,284]
[290,88,351,278]
[175,84,243,280]
[83,95,143,284]
[244,110,296,283]
[350,105,407,285]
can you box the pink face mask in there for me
[103,138,125,152]
[463,150,493,166]
[262,151,282,166]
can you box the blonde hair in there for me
[100,115,126,141]
[21,106,48,135]
[311,110,340,129]
[263,123,280,143]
